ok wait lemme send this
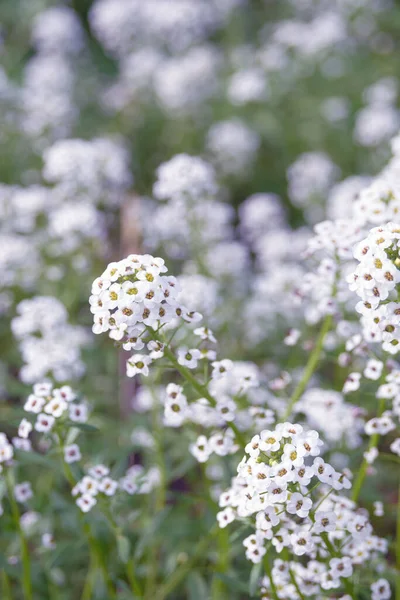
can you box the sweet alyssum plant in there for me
[2,220,399,599]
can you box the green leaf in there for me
[15,449,55,467]
[117,535,131,565]
[186,571,209,600]
[65,422,99,433]
[249,562,262,596]
[214,574,249,594]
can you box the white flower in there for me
[24,395,46,414]
[364,359,383,380]
[390,437,400,456]
[177,348,201,369]
[147,340,165,359]
[77,476,99,496]
[194,327,217,343]
[64,444,81,464]
[216,397,236,422]
[88,465,110,479]
[260,430,282,452]
[42,533,56,549]
[190,435,212,463]
[33,382,53,397]
[290,530,315,556]
[373,501,384,517]
[0,436,13,463]
[286,492,312,518]
[329,557,353,579]
[44,397,68,418]
[76,494,97,513]
[15,482,33,503]
[342,372,361,394]
[282,443,306,468]
[365,415,395,435]
[126,354,152,377]
[18,419,32,439]
[267,481,288,504]
[313,511,337,533]
[217,507,235,528]
[98,477,118,496]
[371,578,391,600]
[35,413,55,433]
[364,447,378,464]
[312,457,334,483]
[12,438,32,452]
[69,403,88,423]
[211,359,233,378]
[284,329,301,346]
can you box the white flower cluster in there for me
[206,118,260,177]
[73,463,161,513]
[0,433,14,465]
[89,0,231,57]
[348,222,400,353]
[354,77,400,148]
[168,358,276,462]
[218,424,387,596]
[12,297,88,383]
[295,388,363,448]
[31,6,84,55]
[43,137,133,207]
[17,6,85,143]
[154,46,220,114]
[72,465,119,513]
[152,153,218,202]
[120,465,161,496]
[90,254,201,376]
[361,370,400,449]
[20,382,88,444]
[144,159,234,260]
[287,152,339,222]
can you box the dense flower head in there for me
[20,382,87,441]
[348,222,400,353]
[43,137,133,206]
[206,118,260,176]
[152,154,218,202]
[12,297,88,383]
[90,254,201,376]
[31,6,84,55]
[218,424,387,596]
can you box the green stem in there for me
[57,438,117,599]
[83,522,117,599]
[154,526,219,600]
[289,569,305,600]
[153,335,246,448]
[80,557,96,600]
[1,570,13,600]
[263,556,279,600]
[127,558,143,598]
[5,469,33,600]
[282,315,332,421]
[351,397,385,503]
[211,526,229,600]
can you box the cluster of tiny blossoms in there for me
[20,382,88,443]
[217,423,387,596]
[90,254,201,377]
[73,464,161,513]
[363,369,400,456]
[348,222,400,353]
